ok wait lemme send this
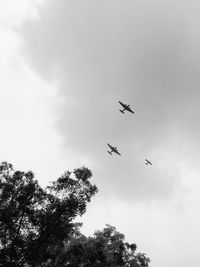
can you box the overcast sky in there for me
[2,0,200,266]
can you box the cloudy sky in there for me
[2,0,200,266]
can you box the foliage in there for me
[55,224,150,267]
[0,161,150,267]
[0,161,98,267]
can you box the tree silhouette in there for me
[55,224,150,267]
[0,161,150,266]
[0,161,97,267]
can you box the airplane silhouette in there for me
[119,101,134,114]
[107,143,121,156]
[145,159,152,165]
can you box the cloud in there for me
[0,0,69,187]
[19,0,200,202]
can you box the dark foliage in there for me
[0,161,150,267]
[54,224,150,267]
[0,162,98,267]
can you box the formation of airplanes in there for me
[106,101,152,166]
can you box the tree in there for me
[55,224,150,267]
[0,161,98,267]
[0,161,150,267]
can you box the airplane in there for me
[145,159,152,165]
[107,143,121,156]
[118,101,134,114]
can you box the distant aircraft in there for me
[107,143,121,156]
[145,159,152,165]
[119,101,134,114]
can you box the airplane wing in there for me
[114,149,121,156]
[107,143,113,150]
[119,101,127,109]
[127,107,134,113]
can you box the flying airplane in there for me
[107,143,121,156]
[145,159,152,165]
[118,101,134,114]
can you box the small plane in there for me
[107,143,121,156]
[119,101,134,114]
[145,159,152,165]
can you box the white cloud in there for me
[0,0,72,187]
[0,0,46,29]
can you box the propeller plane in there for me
[107,143,121,156]
[145,159,152,165]
[119,101,134,114]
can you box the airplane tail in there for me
[107,151,112,155]
[119,109,124,114]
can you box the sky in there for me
[1,0,200,266]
